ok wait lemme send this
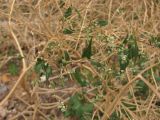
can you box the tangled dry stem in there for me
[0,0,160,120]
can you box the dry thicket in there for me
[0,0,160,120]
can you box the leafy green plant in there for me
[118,34,139,71]
[118,50,129,71]
[134,80,149,99]
[46,42,56,52]
[64,93,94,120]
[96,19,108,27]
[59,0,65,8]
[82,37,93,59]
[63,28,74,34]
[34,57,52,80]
[149,35,160,48]
[126,35,139,59]
[109,111,120,120]
[8,62,19,76]
[64,51,70,61]
[72,68,88,87]
[58,51,70,66]
[64,7,72,18]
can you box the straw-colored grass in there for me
[0,0,160,120]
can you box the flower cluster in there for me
[58,101,67,112]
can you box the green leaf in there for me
[97,19,108,27]
[34,58,45,74]
[135,80,149,98]
[45,65,52,80]
[109,111,120,120]
[34,58,52,80]
[127,35,139,59]
[149,35,160,48]
[155,75,160,82]
[67,93,83,117]
[73,68,88,86]
[64,7,72,18]
[82,103,94,113]
[8,62,19,76]
[59,0,65,8]
[118,34,139,71]
[64,51,70,61]
[82,38,93,59]
[63,28,74,34]
[58,51,70,66]
[118,53,129,71]
[119,59,129,71]
[65,93,94,119]
[63,110,71,117]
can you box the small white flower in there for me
[108,68,112,71]
[61,105,67,112]
[109,36,115,41]
[122,55,127,61]
[40,75,47,82]
[120,70,124,73]
[45,62,48,66]
[58,101,67,112]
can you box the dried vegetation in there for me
[0,0,160,120]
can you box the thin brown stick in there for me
[8,0,27,71]
[75,0,92,50]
